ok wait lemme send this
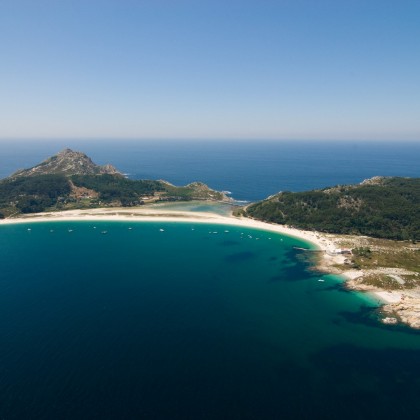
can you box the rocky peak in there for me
[10,148,121,178]
[359,176,387,186]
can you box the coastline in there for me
[2,206,418,328]
[0,207,329,250]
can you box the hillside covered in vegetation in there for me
[0,149,230,218]
[244,177,420,241]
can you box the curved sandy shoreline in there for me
[3,207,418,327]
[0,207,332,250]
[0,207,394,305]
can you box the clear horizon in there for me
[1,0,419,141]
[1,137,420,143]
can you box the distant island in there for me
[0,148,231,218]
[1,149,420,329]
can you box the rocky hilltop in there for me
[0,149,231,217]
[10,148,121,178]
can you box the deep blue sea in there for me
[1,221,420,420]
[0,140,419,200]
[1,140,420,419]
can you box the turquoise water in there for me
[148,201,236,215]
[1,221,420,419]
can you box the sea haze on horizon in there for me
[0,140,419,201]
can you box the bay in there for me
[1,221,420,419]
[1,140,420,418]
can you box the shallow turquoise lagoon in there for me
[1,221,420,419]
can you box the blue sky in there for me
[0,0,419,140]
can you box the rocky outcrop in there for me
[186,182,230,200]
[10,148,121,178]
[383,298,420,329]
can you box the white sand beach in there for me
[0,207,332,251]
[3,206,420,327]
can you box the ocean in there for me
[0,140,419,201]
[1,220,420,419]
[1,140,420,419]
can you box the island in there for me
[0,148,231,217]
[1,149,420,328]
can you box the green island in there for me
[0,149,230,218]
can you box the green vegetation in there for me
[332,235,420,289]
[357,272,420,290]
[0,174,228,217]
[245,177,420,241]
[0,174,71,214]
[352,247,372,258]
[0,149,229,217]
[351,247,420,274]
[71,175,165,206]
[361,274,406,290]
[162,182,227,202]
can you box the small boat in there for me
[128,227,133,230]
[27,228,31,231]
[318,279,325,282]
[159,229,165,232]
[101,230,108,234]
[68,229,73,233]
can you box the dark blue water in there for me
[1,221,420,419]
[1,140,420,419]
[1,140,419,201]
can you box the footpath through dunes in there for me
[2,217,420,418]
